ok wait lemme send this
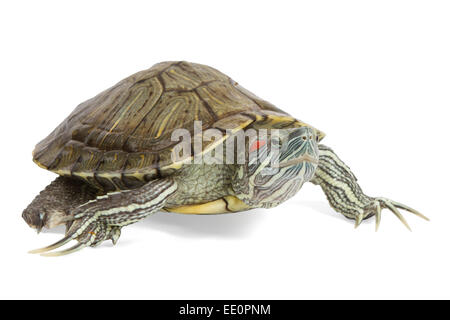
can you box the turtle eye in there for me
[250,140,267,153]
[316,135,319,142]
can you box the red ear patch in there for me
[250,140,267,152]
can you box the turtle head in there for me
[233,127,319,208]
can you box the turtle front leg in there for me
[22,177,98,232]
[310,145,428,230]
[29,178,177,256]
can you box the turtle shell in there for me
[33,61,325,191]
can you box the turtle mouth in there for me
[274,154,319,168]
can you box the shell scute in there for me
[195,80,260,119]
[33,61,323,189]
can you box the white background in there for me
[0,0,449,299]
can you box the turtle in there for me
[23,61,428,256]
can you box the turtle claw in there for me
[354,214,363,229]
[390,201,429,221]
[30,232,96,257]
[375,202,381,232]
[40,243,87,257]
[29,217,99,256]
[367,197,428,231]
[383,200,411,231]
[29,216,123,256]
[29,234,73,254]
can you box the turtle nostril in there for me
[22,207,47,231]
[302,136,307,141]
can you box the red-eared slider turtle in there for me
[23,61,428,256]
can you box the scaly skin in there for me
[22,177,98,232]
[28,179,178,256]
[22,164,236,231]
[24,141,427,256]
[166,163,235,206]
[311,145,428,230]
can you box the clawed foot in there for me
[26,178,176,256]
[355,198,429,231]
[29,214,122,257]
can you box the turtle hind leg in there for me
[310,144,428,230]
[22,176,99,233]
